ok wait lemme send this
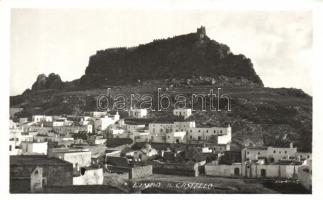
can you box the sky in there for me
[10,9,312,95]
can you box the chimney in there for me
[290,142,293,149]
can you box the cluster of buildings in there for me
[205,143,311,179]
[9,107,312,193]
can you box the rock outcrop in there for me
[31,73,64,90]
[80,26,263,88]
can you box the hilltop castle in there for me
[197,26,206,39]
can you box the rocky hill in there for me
[79,26,263,88]
[10,26,312,152]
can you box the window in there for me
[214,130,216,133]
[279,151,281,154]
[285,151,287,154]
[198,136,201,140]
[190,130,192,132]
[258,152,260,155]
[190,135,192,139]
[220,130,222,134]
[198,130,200,133]
[9,145,12,151]
[307,155,310,159]
[206,130,208,133]
[247,151,249,154]
[273,150,276,154]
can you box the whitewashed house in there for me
[172,121,196,132]
[81,116,93,125]
[148,123,174,143]
[125,124,146,132]
[242,161,301,179]
[48,148,92,170]
[187,125,231,145]
[131,130,150,143]
[128,108,148,118]
[10,128,34,146]
[295,152,312,161]
[94,112,120,131]
[149,123,173,135]
[84,111,107,118]
[173,108,192,119]
[19,118,29,124]
[241,143,298,163]
[107,127,125,137]
[9,120,17,129]
[32,115,53,123]
[21,141,48,155]
[9,140,22,155]
[166,131,187,144]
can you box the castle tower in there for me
[197,26,206,39]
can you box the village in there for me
[9,107,312,193]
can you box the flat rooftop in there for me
[245,147,268,150]
[10,155,72,166]
[21,141,47,144]
[273,160,302,165]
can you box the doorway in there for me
[261,169,266,177]
[234,167,240,176]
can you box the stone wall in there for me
[152,161,199,177]
[242,163,299,178]
[106,165,152,180]
[10,162,73,193]
[11,164,73,186]
[280,165,299,178]
[205,163,241,177]
[129,165,152,179]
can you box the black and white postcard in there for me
[1,0,322,199]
